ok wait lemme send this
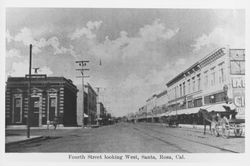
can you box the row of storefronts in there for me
[132,47,245,123]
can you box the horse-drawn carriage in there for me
[210,118,245,138]
[198,104,245,138]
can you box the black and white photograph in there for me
[0,0,249,164]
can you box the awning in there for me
[200,103,236,112]
[83,113,89,118]
[176,107,200,115]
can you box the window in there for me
[218,63,225,84]
[183,82,185,95]
[219,68,223,83]
[204,71,208,89]
[180,84,182,97]
[15,98,21,107]
[211,68,215,86]
[187,79,190,94]
[204,92,225,104]
[215,92,226,103]
[192,77,195,92]
[197,74,201,91]
[194,98,202,107]
[188,100,193,108]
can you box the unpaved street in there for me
[6,123,244,153]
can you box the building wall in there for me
[228,49,245,119]
[5,76,78,127]
[63,86,77,126]
[76,83,97,126]
[166,48,244,112]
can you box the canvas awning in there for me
[176,107,200,115]
[83,113,89,118]
[200,103,236,112]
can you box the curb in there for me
[6,136,45,146]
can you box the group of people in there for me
[210,112,230,136]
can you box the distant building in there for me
[134,47,245,123]
[77,83,98,126]
[155,90,168,115]
[97,102,105,125]
[5,75,78,127]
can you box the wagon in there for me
[213,120,245,139]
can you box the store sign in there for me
[232,78,245,88]
[234,96,245,107]
[232,77,245,116]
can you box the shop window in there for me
[188,100,193,108]
[194,98,202,107]
[214,92,225,103]
[204,92,225,104]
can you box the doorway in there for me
[30,97,40,127]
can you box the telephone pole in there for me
[75,60,89,128]
[27,44,32,138]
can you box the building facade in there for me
[77,83,98,126]
[166,47,245,120]
[5,75,78,127]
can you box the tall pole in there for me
[76,61,89,128]
[82,65,84,127]
[27,44,32,138]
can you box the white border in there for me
[0,0,249,166]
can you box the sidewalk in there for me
[6,125,82,130]
[6,135,44,145]
[138,122,205,130]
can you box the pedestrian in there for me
[53,117,58,130]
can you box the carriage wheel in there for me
[213,126,220,137]
[222,128,230,139]
[234,128,243,137]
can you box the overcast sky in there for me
[5,8,245,116]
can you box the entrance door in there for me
[30,97,40,127]
[49,97,56,121]
[13,98,22,123]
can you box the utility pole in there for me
[27,44,32,138]
[75,60,89,128]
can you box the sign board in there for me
[231,77,245,119]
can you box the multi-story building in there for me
[97,101,105,125]
[155,90,168,115]
[77,83,98,126]
[5,75,78,127]
[166,47,245,120]
[145,94,157,122]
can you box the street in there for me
[6,123,244,153]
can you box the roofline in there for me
[166,47,224,87]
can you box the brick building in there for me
[5,74,78,127]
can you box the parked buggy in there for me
[213,119,245,138]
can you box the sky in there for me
[5,8,245,117]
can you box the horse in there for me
[198,109,218,135]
